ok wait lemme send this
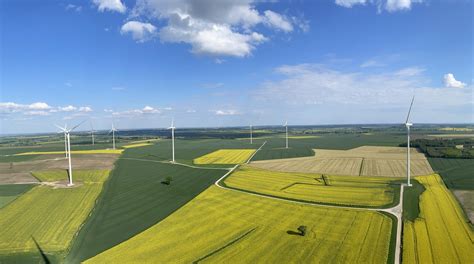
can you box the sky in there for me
[0,0,472,134]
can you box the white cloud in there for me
[24,111,50,116]
[263,10,293,32]
[254,64,471,112]
[120,21,157,43]
[142,106,160,113]
[112,86,125,91]
[65,4,82,12]
[215,109,240,116]
[93,0,126,13]
[186,109,196,113]
[128,0,300,57]
[335,0,367,8]
[79,106,93,112]
[335,0,423,12]
[443,73,466,88]
[59,105,77,112]
[28,102,51,110]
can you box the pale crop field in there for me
[250,146,433,177]
[194,149,256,164]
[224,166,398,207]
[403,174,474,263]
[15,149,123,155]
[87,186,393,263]
[0,170,110,259]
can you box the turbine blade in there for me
[405,96,415,124]
[70,120,85,132]
[54,124,66,132]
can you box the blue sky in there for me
[0,0,472,134]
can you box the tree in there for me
[297,225,307,236]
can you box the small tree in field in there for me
[161,176,173,185]
[298,225,307,236]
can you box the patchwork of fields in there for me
[0,170,110,262]
[86,186,393,263]
[0,184,34,209]
[223,166,399,207]
[15,149,124,155]
[194,149,256,164]
[402,174,474,263]
[251,146,433,177]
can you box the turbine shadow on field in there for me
[31,236,51,264]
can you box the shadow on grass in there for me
[32,236,50,264]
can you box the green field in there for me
[66,157,226,262]
[0,170,110,262]
[223,166,400,207]
[87,186,393,263]
[252,133,405,161]
[428,158,474,190]
[0,184,34,209]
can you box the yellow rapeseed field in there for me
[250,146,433,177]
[224,166,397,207]
[194,149,256,164]
[0,170,110,259]
[87,186,392,263]
[15,149,123,155]
[402,174,474,263]
[121,143,152,148]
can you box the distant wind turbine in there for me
[250,124,253,144]
[109,123,118,150]
[284,121,288,149]
[404,96,415,187]
[55,121,84,186]
[168,119,176,163]
[90,121,96,146]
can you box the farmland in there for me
[15,149,124,155]
[250,146,433,177]
[223,166,400,207]
[194,149,256,164]
[66,157,226,263]
[86,186,393,264]
[0,184,34,209]
[0,170,110,262]
[402,174,473,263]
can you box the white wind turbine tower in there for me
[404,96,415,187]
[284,121,288,149]
[55,121,83,186]
[168,119,176,163]
[61,124,68,158]
[90,121,96,146]
[109,123,118,150]
[250,124,253,144]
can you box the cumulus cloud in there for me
[111,106,162,117]
[215,109,240,116]
[443,73,466,88]
[65,4,82,12]
[92,0,126,13]
[120,21,157,43]
[0,102,93,117]
[335,0,423,12]
[254,64,471,114]
[127,0,301,57]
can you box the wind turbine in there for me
[405,96,415,187]
[89,121,96,146]
[168,119,176,163]
[284,121,288,149]
[250,124,253,144]
[61,123,68,158]
[55,121,83,186]
[109,123,118,150]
